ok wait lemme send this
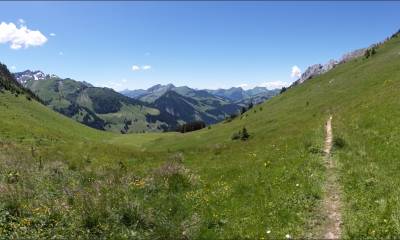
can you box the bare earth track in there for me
[319,115,342,239]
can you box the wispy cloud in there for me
[10,65,16,70]
[49,33,56,37]
[142,65,151,70]
[131,64,152,72]
[0,21,47,49]
[132,65,140,71]
[259,81,290,90]
[18,19,25,25]
[59,51,63,56]
[291,65,302,79]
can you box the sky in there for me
[1,1,400,91]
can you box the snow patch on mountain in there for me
[13,70,59,86]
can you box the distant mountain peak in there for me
[147,83,175,92]
[13,69,59,86]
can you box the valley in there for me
[14,71,278,133]
[1,2,400,238]
[1,30,400,239]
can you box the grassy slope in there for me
[0,35,400,238]
[115,34,400,238]
[27,78,166,133]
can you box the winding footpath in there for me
[320,115,342,239]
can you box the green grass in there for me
[1,34,400,238]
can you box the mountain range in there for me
[13,70,279,133]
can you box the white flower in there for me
[266,230,271,234]
[296,183,299,187]
[285,234,291,239]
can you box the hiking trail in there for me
[320,115,342,239]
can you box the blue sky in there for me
[1,1,400,90]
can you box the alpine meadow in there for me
[1,2,400,239]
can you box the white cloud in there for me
[132,64,152,72]
[49,33,56,37]
[142,65,151,70]
[18,19,25,25]
[236,83,249,89]
[132,65,140,71]
[291,65,302,79]
[10,65,16,70]
[259,81,290,90]
[0,22,47,49]
[121,78,127,83]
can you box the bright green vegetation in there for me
[1,32,400,238]
[25,78,249,134]
[26,77,170,133]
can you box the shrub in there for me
[152,161,194,192]
[231,132,241,140]
[240,107,247,115]
[119,204,151,229]
[231,127,250,141]
[333,136,346,149]
[280,87,287,94]
[241,127,250,141]
[177,121,206,133]
[248,102,254,110]
[365,47,377,59]
[371,47,376,56]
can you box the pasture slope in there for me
[0,32,400,238]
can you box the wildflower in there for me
[285,234,291,239]
[266,230,271,234]
[296,183,299,187]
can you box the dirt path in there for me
[320,115,342,239]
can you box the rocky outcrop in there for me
[292,59,338,86]
[340,48,366,63]
[291,47,369,88]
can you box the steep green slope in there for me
[1,32,400,239]
[0,63,41,102]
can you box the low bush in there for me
[333,136,346,149]
[231,127,250,141]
